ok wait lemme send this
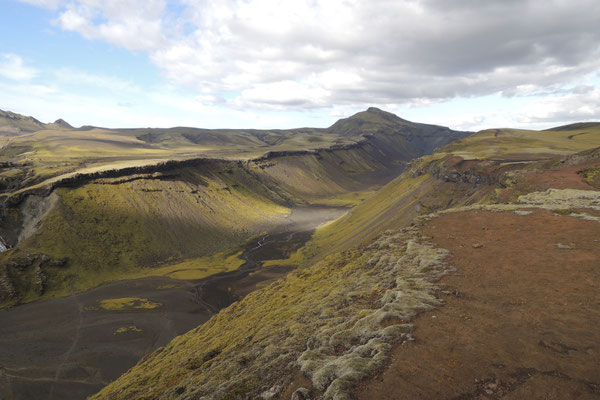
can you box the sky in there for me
[0,0,599,131]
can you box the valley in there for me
[0,107,599,400]
[0,107,470,400]
[0,205,346,400]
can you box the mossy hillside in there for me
[1,164,291,304]
[0,124,357,196]
[440,125,600,160]
[91,227,451,400]
[579,164,600,188]
[250,141,412,205]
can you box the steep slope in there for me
[0,108,470,307]
[327,107,468,154]
[91,124,600,400]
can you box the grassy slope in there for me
[0,163,290,305]
[0,110,48,135]
[0,125,359,195]
[91,227,451,400]
[440,125,600,160]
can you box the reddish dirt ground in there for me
[520,164,597,191]
[353,209,600,399]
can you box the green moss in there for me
[5,164,294,304]
[579,165,600,188]
[552,208,581,215]
[114,325,143,334]
[99,297,161,311]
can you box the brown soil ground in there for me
[354,209,600,399]
[520,164,597,191]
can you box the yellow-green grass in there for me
[5,166,291,304]
[305,188,379,207]
[580,165,600,188]
[99,297,161,311]
[125,251,244,281]
[114,326,143,335]
[263,154,500,268]
[0,125,359,197]
[439,126,600,160]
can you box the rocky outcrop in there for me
[411,156,501,186]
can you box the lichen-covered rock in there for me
[33,265,46,295]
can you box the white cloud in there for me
[20,0,599,111]
[55,0,167,51]
[0,54,39,82]
[517,85,600,125]
[12,0,600,129]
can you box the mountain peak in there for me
[326,107,412,136]
[53,118,73,129]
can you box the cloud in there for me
[16,0,600,120]
[517,85,600,124]
[0,54,39,81]
[55,0,167,51]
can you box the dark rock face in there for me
[411,156,503,186]
[0,265,16,301]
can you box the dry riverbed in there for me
[0,206,346,400]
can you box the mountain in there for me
[0,109,47,136]
[0,110,73,136]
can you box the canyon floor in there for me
[0,206,346,400]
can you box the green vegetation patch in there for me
[579,165,600,188]
[438,125,600,160]
[99,297,162,311]
[115,325,143,335]
[126,251,244,281]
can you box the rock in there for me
[33,266,46,295]
[556,243,575,250]
[0,266,16,300]
[472,243,483,249]
[260,385,282,399]
[514,210,533,216]
[292,387,311,400]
